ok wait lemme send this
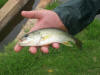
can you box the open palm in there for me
[14,10,67,54]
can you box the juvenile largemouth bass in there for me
[19,28,82,48]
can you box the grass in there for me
[0,1,100,75]
[0,0,8,8]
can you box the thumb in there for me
[21,11,43,19]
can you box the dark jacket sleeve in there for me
[54,0,100,35]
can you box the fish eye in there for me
[24,34,29,37]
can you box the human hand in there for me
[14,10,67,54]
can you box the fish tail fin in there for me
[74,38,82,49]
[69,34,82,49]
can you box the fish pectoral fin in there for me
[62,41,73,47]
[42,35,51,40]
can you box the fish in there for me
[19,28,82,48]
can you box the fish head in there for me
[19,32,41,46]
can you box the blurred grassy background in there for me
[0,1,100,75]
[0,0,8,8]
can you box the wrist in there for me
[52,11,68,31]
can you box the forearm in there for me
[54,0,100,35]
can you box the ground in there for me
[0,1,100,75]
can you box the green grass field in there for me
[0,0,8,8]
[0,1,100,75]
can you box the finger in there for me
[14,44,23,52]
[29,25,46,32]
[29,46,37,54]
[41,46,49,54]
[21,11,43,19]
[29,26,42,32]
[52,43,60,49]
